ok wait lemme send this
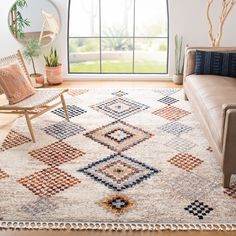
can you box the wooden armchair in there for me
[0,50,69,143]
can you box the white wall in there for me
[0,0,236,80]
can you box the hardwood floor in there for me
[0,81,234,236]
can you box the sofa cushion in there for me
[195,50,236,77]
[185,74,236,149]
[0,64,35,105]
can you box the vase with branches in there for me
[207,0,236,47]
[23,39,44,87]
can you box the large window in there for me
[68,0,169,74]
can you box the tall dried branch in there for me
[207,0,236,47]
[207,0,215,46]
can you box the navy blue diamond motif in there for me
[52,105,86,119]
[42,121,85,140]
[78,153,159,191]
[184,200,213,220]
[91,97,149,120]
[158,96,179,105]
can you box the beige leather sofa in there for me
[183,47,236,188]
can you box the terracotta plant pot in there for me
[173,74,183,85]
[46,64,63,85]
[30,73,44,88]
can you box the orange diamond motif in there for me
[168,153,203,171]
[0,130,31,152]
[153,106,191,121]
[29,141,85,167]
[100,194,135,214]
[85,121,153,153]
[18,167,80,197]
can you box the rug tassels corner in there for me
[0,222,236,231]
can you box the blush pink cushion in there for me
[0,64,35,104]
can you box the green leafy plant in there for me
[10,0,30,39]
[44,48,60,67]
[23,38,42,75]
[175,35,184,75]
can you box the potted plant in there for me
[23,38,44,88]
[173,35,184,85]
[44,48,63,85]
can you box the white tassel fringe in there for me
[0,221,236,231]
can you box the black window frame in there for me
[67,0,169,75]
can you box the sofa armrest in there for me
[222,104,236,135]
[183,48,196,79]
[222,108,236,173]
[183,47,236,81]
[223,104,236,111]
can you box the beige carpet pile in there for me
[0,88,235,231]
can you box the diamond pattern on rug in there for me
[0,169,9,180]
[18,167,80,197]
[158,96,179,105]
[68,89,89,96]
[52,105,87,119]
[0,130,31,152]
[159,121,193,136]
[91,97,149,119]
[184,200,213,220]
[78,153,159,191]
[165,137,196,152]
[153,106,191,121]
[105,128,134,143]
[84,121,153,152]
[224,183,236,199]
[168,153,203,172]
[42,121,85,140]
[29,141,85,167]
[99,194,134,215]
[166,172,216,200]
[112,91,128,97]
[155,88,180,96]
[21,198,58,217]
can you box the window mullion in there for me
[99,0,102,73]
[133,0,135,73]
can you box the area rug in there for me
[0,88,236,231]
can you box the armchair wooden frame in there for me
[0,50,69,143]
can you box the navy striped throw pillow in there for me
[195,50,236,78]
